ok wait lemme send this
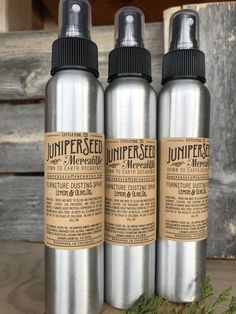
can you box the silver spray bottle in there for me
[157,10,210,302]
[105,7,156,309]
[45,1,104,313]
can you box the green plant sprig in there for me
[127,277,236,314]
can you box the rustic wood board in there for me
[0,176,44,242]
[0,241,235,314]
[0,23,163,101]
[0,175,235,258]
[0,103,44,173]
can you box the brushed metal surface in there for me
[157,79,210,302]
[105,77,157,309]
[45,70,104,314]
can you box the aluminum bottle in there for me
[157,10,210,302]
[45,1,104,313]
[105,7,156,309]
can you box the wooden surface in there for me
[0,23,163,100]
[0,241,235,314]
[164,2,236,258]
[0,176,44,241]
[34,0,231,27]
[0,2,235,258]
[0,103,44,173]
[0,0,32,32]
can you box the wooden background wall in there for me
[0,2,235,258]
[32,0,232,27]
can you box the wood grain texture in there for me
[0,0,8,31]
[0,23,163,100]
[0,241,235,314]
[187,1,236,258]
[0,103,44,173]
[0,176,44,242]
[0,241,44,314]
[0,0,32,32]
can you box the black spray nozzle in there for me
[108,6,151,83]
[162,9,205,84]
[114,6,145,48]
[51,0,98,77]
[59,0,91,39]
[169,9,199,50]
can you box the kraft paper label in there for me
[159,137,210,241]
[105,138,157,246]
[44,132,104,250]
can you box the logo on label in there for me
[167,142,209,164]
[106,142,156,170]
[47,133,103,161]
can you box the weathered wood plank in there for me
[0,241,235,314]
[183,1,236,258]
[0,103,44,173]
[182,1,236,174]
[0,176,44,242]
[0,23,163,100]
[0,175,235,258]
[208,177,236,258]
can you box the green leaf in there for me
[206,287,232,314]
[222,296,236,314]
[127,277,235,314]
[202,276,214,300]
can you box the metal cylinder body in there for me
[157,79,210,302]
[45,69,104,314]
[105,77,156,309]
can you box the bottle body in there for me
[45,70,104,314]
[157,79,210,302]
[105,77,156,309]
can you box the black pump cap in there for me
[162,9,205,84]
[51,0,98,77]
[108,7,152,83]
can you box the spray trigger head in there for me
[59,0,91,39]
[114,6,145,48]
[169,9,199,50]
